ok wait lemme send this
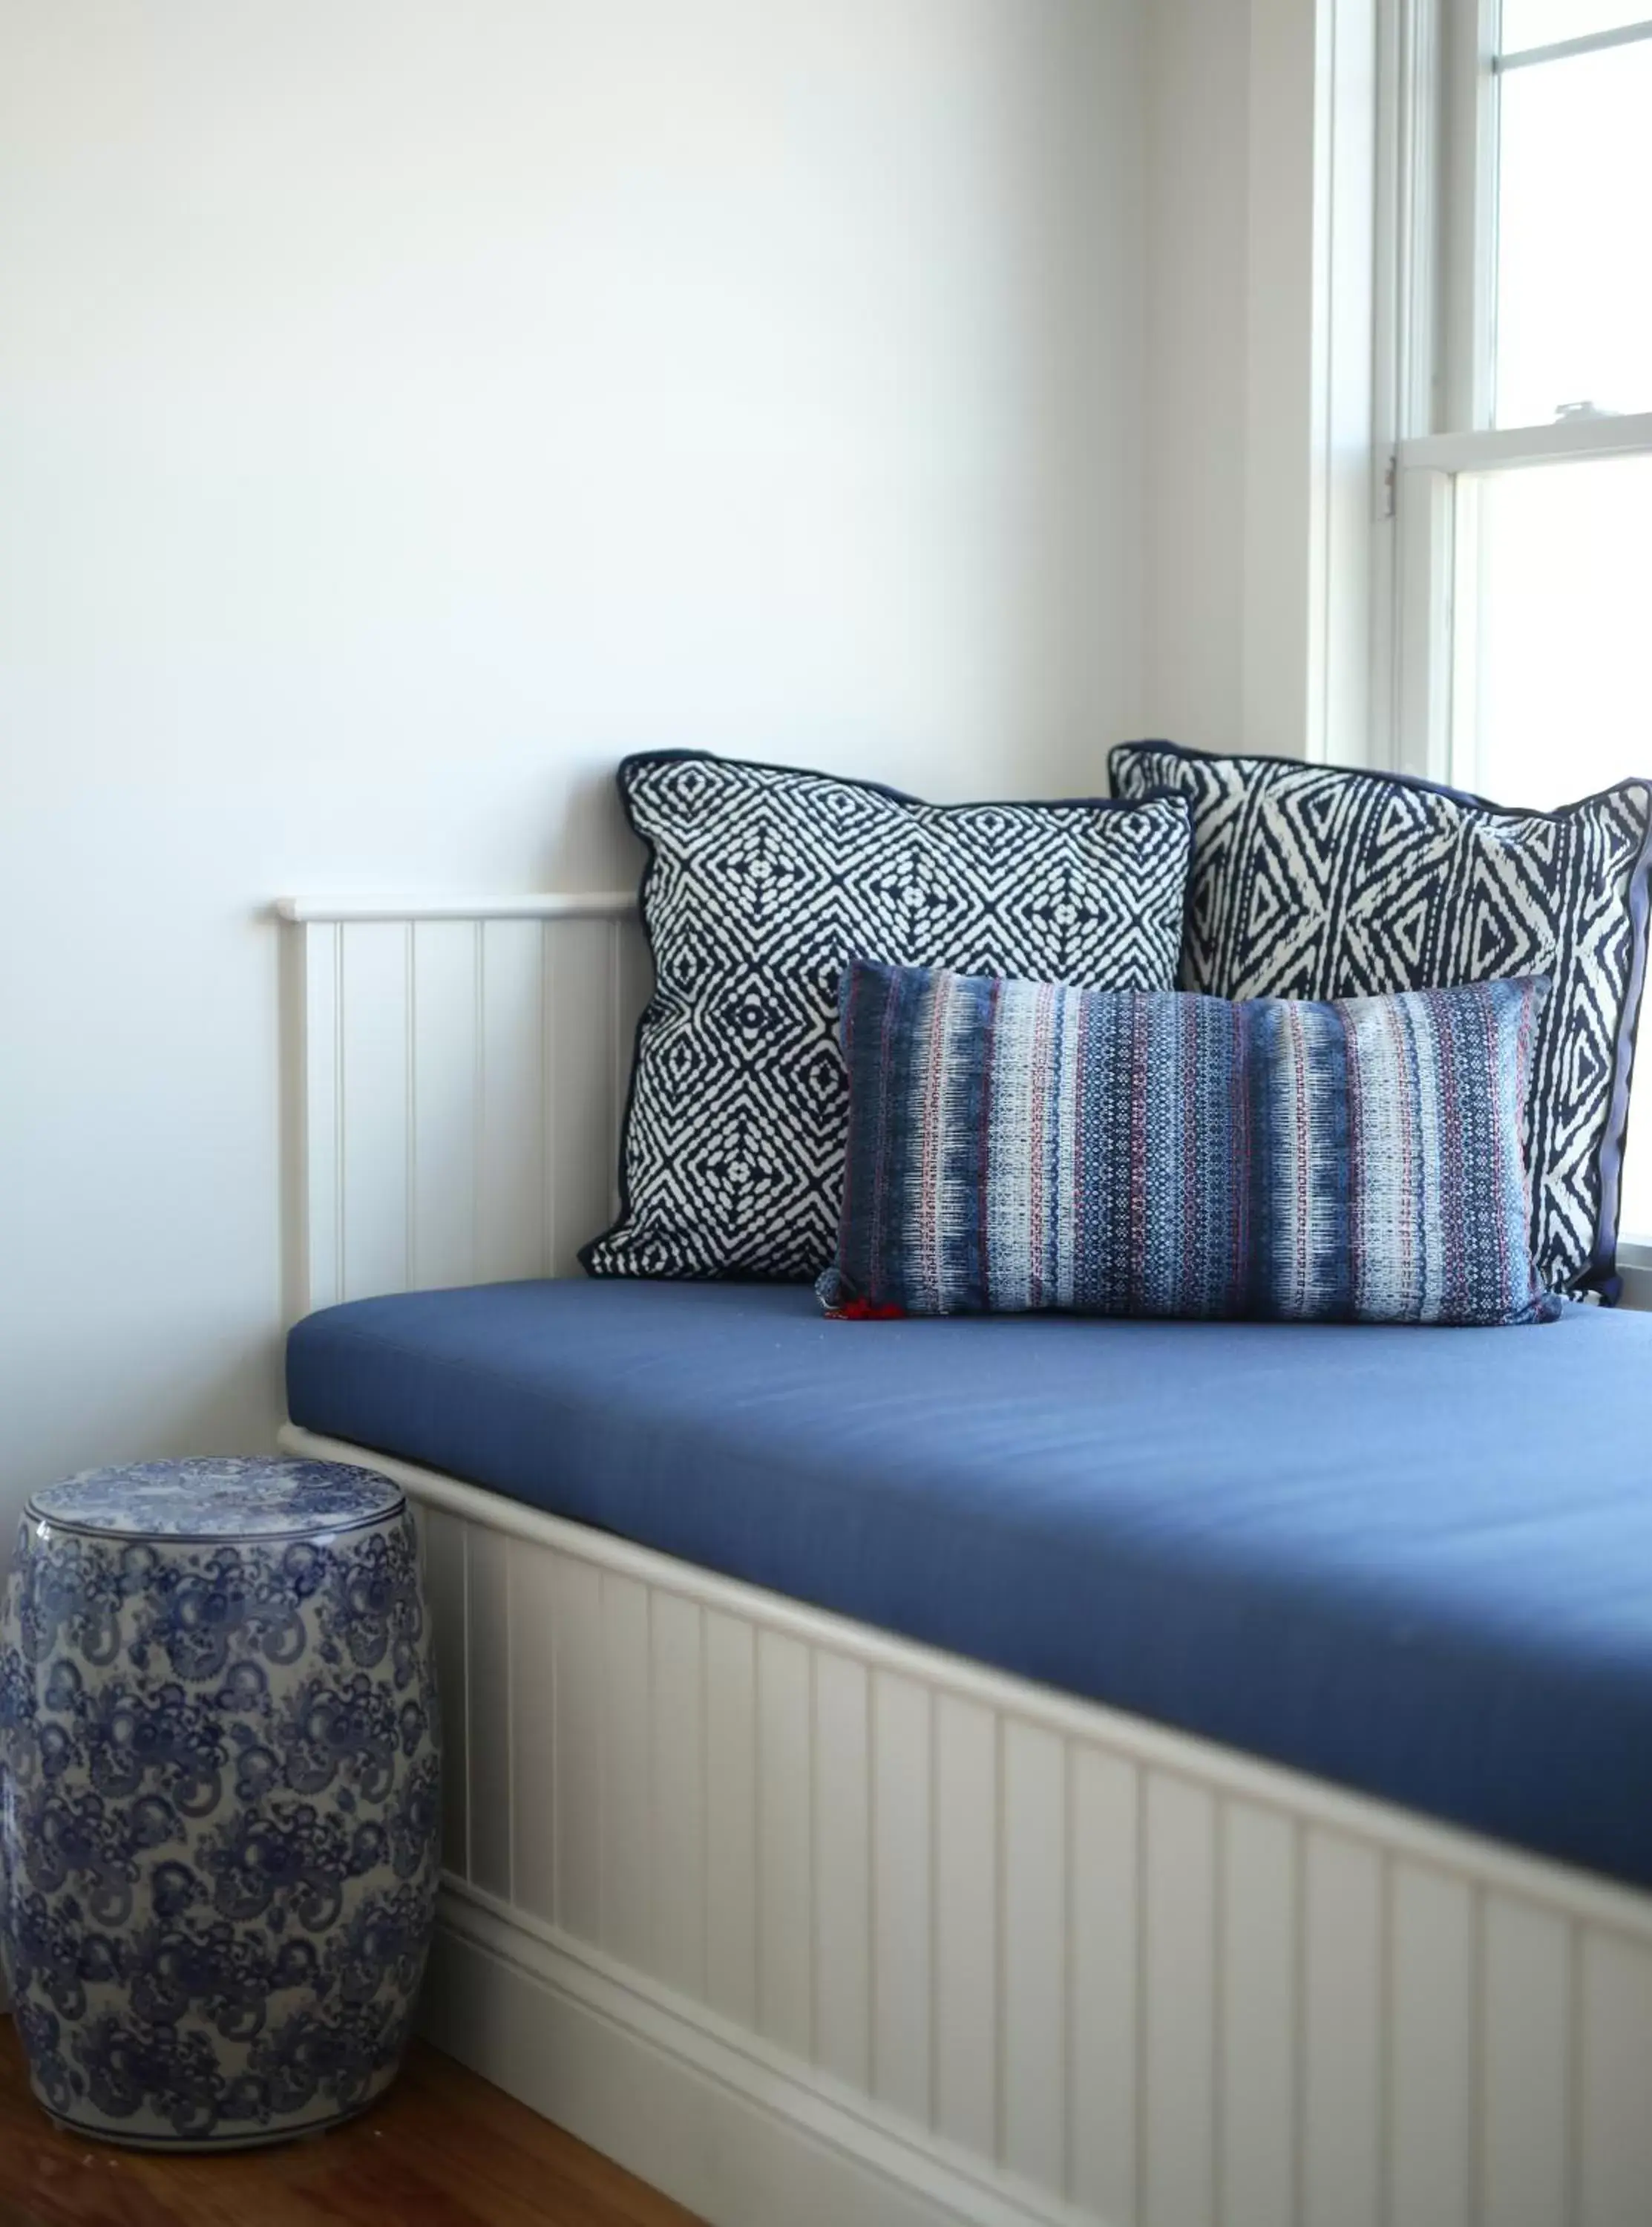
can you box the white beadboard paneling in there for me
[1577,1929,1652,2227]
[757,1629,814,2061]
[1219,1801,1297,2227]
[292,1419,1652,2227]
[551,1554,605,1943]
[301,921,342,1312]
[1481,1893,1573,2227]
[1141,1771,1216,2227]
[932,1693,998,2159]
[649,1589,707,2004]
[1000,1721,1066,2192]
[339,920,411,1300]
[292,904,646,1312]
[421,1503,469,1878]
[609,915,654,1225]
[1069,1745,1138,2221]
[409,920,480,1288]
[871,1671,931,2128]
[547,918,626,1275]
[704,1608,758,2028]
[508,1537,558,1927]
[1389,1862,1474,2227]
[600,1573,653,1972]
[1302,1828,1383,2227]
[813,1650,871,2090]
[465,1522,514,1902]
[477,918,547,1283]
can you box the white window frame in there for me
[1377,0,1652,783]
[1372,0,1652,1289]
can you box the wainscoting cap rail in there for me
[275,892,638,924]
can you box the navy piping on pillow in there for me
[1109,736,1652,1304]
[1610,824,1652,1301]
[1111,732,1644,841]
[582,749,1196,1281]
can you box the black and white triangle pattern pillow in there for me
[1110,739,1652,1301]
[583,751,1193,1281]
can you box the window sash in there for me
[1402,410,1652,474]
[1438,1,1652,434]
[1390,411,1652,788]
[1383,0,1652,785]
[1440,0,1501,432]
[1497,17,1652,73]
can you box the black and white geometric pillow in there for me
[582,751,1194,1282]
[1110,739,1652,1301]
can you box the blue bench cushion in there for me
[287,1281,1652,1890]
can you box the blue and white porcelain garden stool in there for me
[0,1456,440,2150]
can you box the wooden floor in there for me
[0,2018,702,2227]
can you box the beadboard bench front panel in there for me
[281,1422,1652,2227]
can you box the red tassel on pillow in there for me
[825,1294,907,1321]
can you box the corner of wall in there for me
[1144,0,1379,768]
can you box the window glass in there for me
[1494,42,1652,425]
[1499,0,1651,53]
[1460,451,1652,1234]
[1465,452,1652,808]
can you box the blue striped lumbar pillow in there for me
[819,958,1560,1327]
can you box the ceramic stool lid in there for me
[26,1456,402,1540]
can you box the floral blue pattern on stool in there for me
[0,1457,440,2149]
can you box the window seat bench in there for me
[289,1278,1652,1894]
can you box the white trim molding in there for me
[281,1421,1652,2227]
[275,893,637,925]
[430,1887,1085,2227]
[1400,408,1652,477]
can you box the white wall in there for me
[0,0,1145,1528]
[1141,0,1253,754]
[1141,0,1373,766]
